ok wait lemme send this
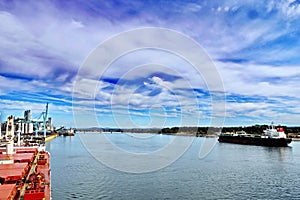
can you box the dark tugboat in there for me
[218,123,292,147]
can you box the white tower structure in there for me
[6,116,14,140]
[29,123,34,134]
[6,115,15,155]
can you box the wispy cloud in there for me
[1,0,300,127]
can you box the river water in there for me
[46,133,300,199]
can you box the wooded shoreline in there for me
[75,125,300,138]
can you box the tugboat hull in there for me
[218,135,292,147]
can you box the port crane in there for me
[32,103,49,137]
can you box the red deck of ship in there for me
[0,163,29,183]
[0,153,35,164]
[23,151,51,200]
[0,147,51,200]
[0,147,37,154]
[0,184,17,200]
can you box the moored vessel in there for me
[0,114,51,199]
[0,146,51,199]
[218,123,292,147]
[63,128,75,136]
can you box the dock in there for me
[45,133,58,143]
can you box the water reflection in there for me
[262,146,293,162]
[47,134,300,199]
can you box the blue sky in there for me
[1,0,300,128]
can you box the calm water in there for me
[46,133,300,199]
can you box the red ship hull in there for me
[0,147,51,200]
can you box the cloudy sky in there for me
[1,0,300,128]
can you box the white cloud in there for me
[215,61,300,97]
[73,78,111,99]
[277,0,300,18]
[71,19,85,29]
[184,3,202,13]
[1,0,300,126]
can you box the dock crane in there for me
[33,103,49,137]
[43,103,49,137]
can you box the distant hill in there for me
[75,125,300,137]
